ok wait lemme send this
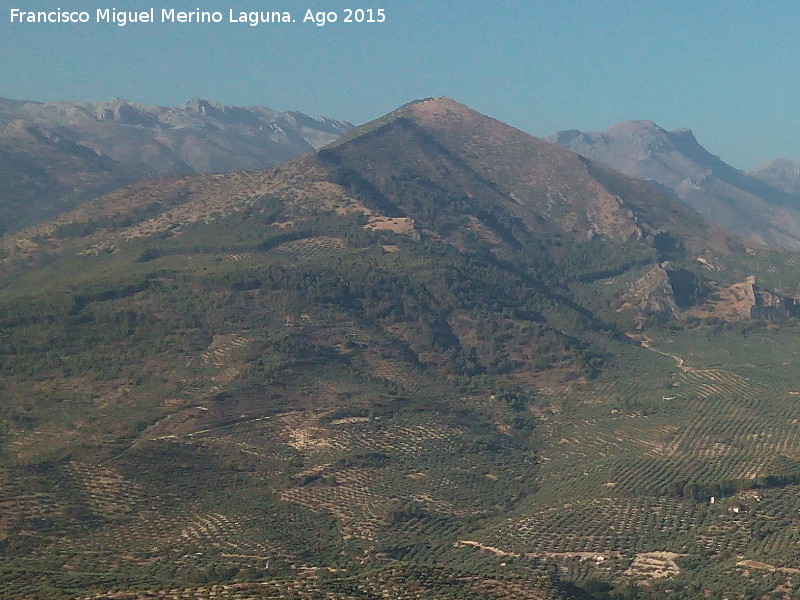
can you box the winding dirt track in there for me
[638,336,693,372]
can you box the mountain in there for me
[547,121,800,249]
[5,98,800,599]
[748,157,800,195]
[0,96,353,234]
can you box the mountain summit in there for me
[320,98,731,252]
[548,121,800,248]
[748,157,800,195]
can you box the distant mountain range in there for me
[547,122,800,249]
[0,97,353,234]
[9,94,800,255]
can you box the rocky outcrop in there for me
[619,265,797,324]
[618,264,681,319]
[690,276,800,322]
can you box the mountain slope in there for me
[0,96,353,234]
[548,121,800,248]
[326,101,733,252]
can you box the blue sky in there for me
[1,0,799,169]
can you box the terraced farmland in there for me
[399,327,799,594]
[474,496,701,556]
[532,329,800,499]
[274,235,349,257]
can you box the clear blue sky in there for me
[1,0,799,169]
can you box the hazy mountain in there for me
[547,121,800,249]
[4,98,800,599]
[748,157,800,195]
[0,96,353,234]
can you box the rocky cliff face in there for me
[689,276,800,321]
[619,264,798,324]
[618,264,682,318]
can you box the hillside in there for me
[547,121,800,249]
[0,97,353,234]
[5,98,800,599]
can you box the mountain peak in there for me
[183,98,226,113]
[105,96,133,106]
[748,157,800,195]
[546,121,676,156]
[670,127,699,145]
[549,119,800,249]
[316,98,734,254]
[322,97,471,149]
[406,96,466,114]
[582,121,701,148]
[403,97,498,132]
[750,157,800,173]
[94,97,156,125]
[608,119,664,133]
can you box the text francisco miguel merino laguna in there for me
[6,7,355,27]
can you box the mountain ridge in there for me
[0,96,354,235]
[1,98,738,279]
[547,120,800,249]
